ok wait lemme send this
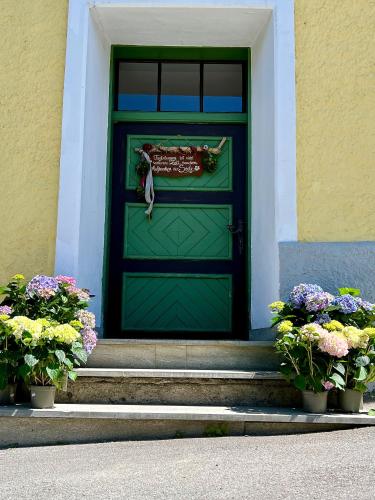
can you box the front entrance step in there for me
[1,404,373,447]
[87,339,278,371]
[56,369,300,407]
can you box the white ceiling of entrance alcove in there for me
[92,6,271,46]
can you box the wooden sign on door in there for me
[149,150,203,177]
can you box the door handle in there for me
[227,220,245,255]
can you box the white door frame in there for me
[55,0,296,332]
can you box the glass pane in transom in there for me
[203,64,243,112]
[118,62,158,111]
[161,63,200,112]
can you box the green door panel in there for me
[124,203,232,260]
[121,273,232,332]
[126,135,232,191]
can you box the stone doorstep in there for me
[1,403,374,426]
[75,368,283,380]
[57,369,298,408]
[87,339,278,370]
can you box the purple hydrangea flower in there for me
[81,328,97,354]
[289,284,323,308]
[354,297,375,312]
[66,286,90,302]
[26,275,59,300]
[305,292,334,312]
[0,305,12,315]
[333,294,359,314]
[315,313,331,325]
[76,310,96,329]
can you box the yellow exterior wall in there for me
[0,1,374,285]
[295,0,375,241]
[0,0,68,283]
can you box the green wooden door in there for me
[107,122,247,338]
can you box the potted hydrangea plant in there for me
[4,316,88,408]
[0,274,98,407]
[270,284,375,413]
[338,326,375,412]
[274,320,346,412]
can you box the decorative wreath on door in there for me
[134,137,227,218]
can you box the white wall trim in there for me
[56,0,296,332]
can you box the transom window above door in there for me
[116,61,245,113]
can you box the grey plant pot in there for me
[339,389,364,413]
[0,384,16,405]
[302,390,328,413]
[30,385,56,409]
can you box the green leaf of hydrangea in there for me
[354,366,368,381]
[338,287,361,297]
[368,409,375,416]
[68,371,77,381]
[17,364,31,380]
[329,372,346,388]
[24,354,38,367]
[72,347,87,364]
[46,366,61,383]
[355,356,370,367]
[333,362,346,376]
[63,358,73,370]
[54,350,66,363]
[294,375,306,391]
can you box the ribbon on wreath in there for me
[139,148,155,218]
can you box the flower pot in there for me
[302,390,328,413]
[339,389,364,413]
[30,385,56,409]
[0,384,16,405]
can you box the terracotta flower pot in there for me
[302,390,328,413]
[30,385,56,409]
[0,384,16,405]
[339,389,364,413]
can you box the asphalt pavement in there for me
[0,427,374,499]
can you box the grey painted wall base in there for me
[279,242,375,301]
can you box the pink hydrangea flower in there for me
[322,381,335,391]
[66,286,90,302]
[318,331,349,357]
[300,323,327,341]
[38,288,57,299]
[55,275,77,286]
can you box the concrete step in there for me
[1,403,374,447]
[56,368,301,407]
[87,338,278,370]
